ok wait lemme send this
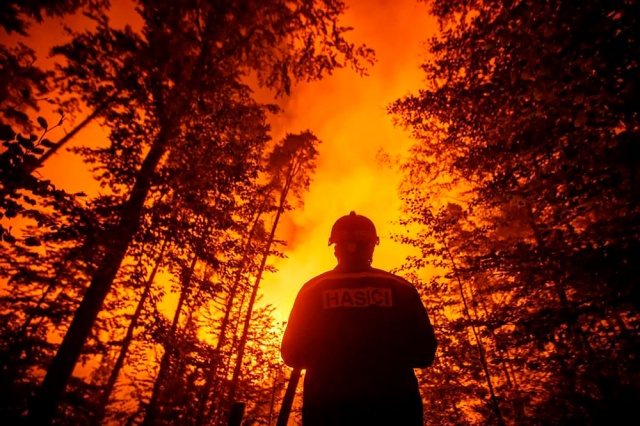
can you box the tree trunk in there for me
[207,284,249,425]
[94,239,168,424]
[27,130,171,425]
[142,254,198,426]
[226,161,296,410]
[442,239,505,426]
[194,208,265,426]
[0,249,76,382]
[36,94,117,169]
[470,277,516,390]
[276,368,301,426]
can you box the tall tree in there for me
[225,131,320,414]
[26,2,372,423]
[392,0,640,423]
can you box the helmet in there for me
[328,211,379,246]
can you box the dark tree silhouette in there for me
[14,1,372,423]
[225,131,320,415]
[392,0,640,423]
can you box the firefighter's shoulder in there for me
[297,270,337,296]
[367,267,415,288]
[300,268,414,294]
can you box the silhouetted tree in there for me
[26,0,372,422]
[392,0,640,423]
[0,0,108,35]
[225,131,320,416]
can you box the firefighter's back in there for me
[299,268,426,425]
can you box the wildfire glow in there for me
[21,0,437,324]
[260,0,437,322]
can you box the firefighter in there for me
[281,211,437,425]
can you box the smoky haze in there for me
[9,0,437,323]
[260,0,437,321]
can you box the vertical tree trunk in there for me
[142,254,198,426]
[441,239,505,426]
[276,368,301,426]
[195,208,265,426]
[268,369,278,426]
[27,131,171,425]
[94,239,168,424]
[207,285,249,425]
[470,278,516,390]
[226,161,296,409]
[0,249,77,382]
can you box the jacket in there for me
[281,264,437,425]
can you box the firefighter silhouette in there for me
[282,212,437,425]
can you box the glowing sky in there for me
[10,0,438,323]
[261,0,437,321]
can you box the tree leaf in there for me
[37,116,48,130]
[2,233,16,243]
[24,237,42,247]
[17,134,34,150]
[4,108,29,123]
[0,124,16,141]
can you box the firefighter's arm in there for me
[408,288,437,368]
[281,288,314,369]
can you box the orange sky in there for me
[7,0,438,323]
[261,0,437,321]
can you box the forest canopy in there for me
[391,0,639,424]
[0,0,371,424]
[1,0,638,425]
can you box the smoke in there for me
[262,0,437,321]
[19,0,437,323]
